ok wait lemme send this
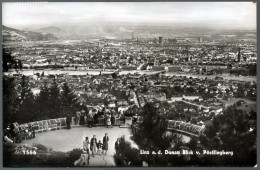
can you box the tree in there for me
[3,48,23,126]
[17,75,35,123]
[114,136,142,166]
[35,83,50,120]
[60,83,80,117]
[2,48,22,72]
[48,80,62,118]
[199,106,256,166]
[3,76,19,128]
[114,101,256,167]
[130,102,185,166]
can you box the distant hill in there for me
[2,25,58,42]
[37,26,66,35]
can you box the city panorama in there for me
[2,2,257,167]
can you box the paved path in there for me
[21,126,190,166]
[88,154,115,166]
[22,126,135,166]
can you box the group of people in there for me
[3,123,35,144]
[83,133,109,157]
[75,135,125,166]
[74,108,117,128]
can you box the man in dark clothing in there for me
[66,114,71,129]
[93,113,99,127]
[90,135,97,157]
[111,115,115,126]
[115,138,121,154]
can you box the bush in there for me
[67,148,83,165]
[3,143,83,167]
[3,143,16,167]
[32,143,49,152]
[10,154,41,167]
[46,151,69,167]
[4,143,49,167]
[114,136,142,167]
[114,154,125,166]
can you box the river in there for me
[4,69,256,82]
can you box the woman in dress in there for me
[102,133,109,155]
[76,111,81,125]
[106,112,112,128]
[87,110,94,128]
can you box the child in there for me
[97,140,103,155]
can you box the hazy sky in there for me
[2,2,256,29]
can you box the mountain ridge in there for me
[36,26,66,34]
[2,25,58,42]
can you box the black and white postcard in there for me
[2,2,257,167]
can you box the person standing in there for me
[105,112,112,128]
[84,111,88,127]
[111,113,115,126]
[102,133,109,155]
[90,135,97,157]
[79,111,85,126]
[31,125,35,138]
[97,140,103,155]
[66,114,71,129]
[93,112,99,127]
[78,111,82,125]
[83,137,90,154]
[88,110,94,128]
[115,138,121,155]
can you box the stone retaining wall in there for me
[19,117,204,136]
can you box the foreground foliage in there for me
[114,102,256,167]
[3,143,83,167]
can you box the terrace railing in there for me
[19,117,205,137]
[19,116,125,134]
[167,120,205,136]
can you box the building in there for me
[159,36,163,44]
[238,47,241,62]
[204,65,228,72]
[166,66,182,72]
[198,37,203,43]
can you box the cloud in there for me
[2,2,256,29]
